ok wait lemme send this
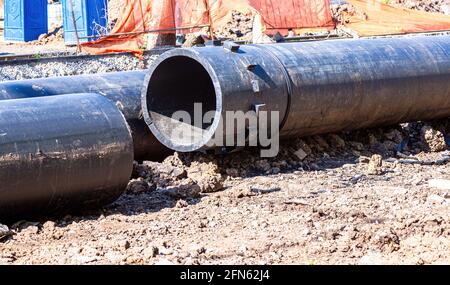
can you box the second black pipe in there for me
[0,71,171,161]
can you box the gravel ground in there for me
[0,53,162,82]
[1,119,449,265]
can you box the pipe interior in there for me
[147,56,217,147]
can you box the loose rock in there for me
[0,224,12,241]
[126,179,153,194]
[367,154,383,175]
[162,181,201,199]
[421,125,447,152]
[187,162,224,193]
[294,148,308,161]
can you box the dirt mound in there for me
[33,25,64,45]
[331,3,368,24]
[214,11,255,41]
[130,118,450,196]
[128,153,225,198]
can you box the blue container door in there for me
[24,0,48,41]
[4,0,47,42]
[62,0,107,45]
[88,0,108,36]
[62,0,87,45]
[4,0,24,41]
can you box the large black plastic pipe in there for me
[142,35,450,152]
[0,71,171,160]
[0,93,134,221]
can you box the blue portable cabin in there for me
[61,0,108,45]
[4,0,48,42]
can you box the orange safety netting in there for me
[82,0,334,56]
[344,0,450,36]
[82,0,151,56]
[82,0,450,56]
[249,0,333,31]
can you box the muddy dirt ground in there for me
[0,0,449,266]
[1,120,449,265]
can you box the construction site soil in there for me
[0,0,449,265]
[1,118,449,264]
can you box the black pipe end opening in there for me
[142,50,222,152]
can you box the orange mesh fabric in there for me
[81,0,151,56]
[343,0,450,36]
[249,0,334,31]
[82,0,334,55]
[82,0,450,56]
